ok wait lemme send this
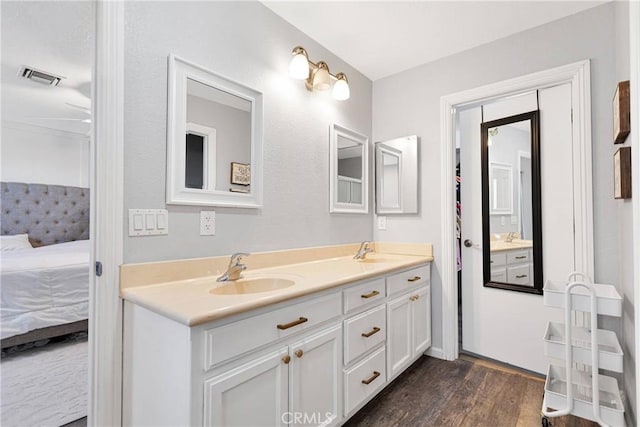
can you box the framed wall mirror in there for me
[375,135,419,214]
[166,54,263,208]
[481,110,543,294]
[330,124,369,214]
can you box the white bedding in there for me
[1,240,90,340]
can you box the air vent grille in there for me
[18,66,64,86]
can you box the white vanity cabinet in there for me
[385,265,431,379]
[490,248,533,286]
[123,262,431,427]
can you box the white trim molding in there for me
[439,60,593,361]
[89,1,124,425]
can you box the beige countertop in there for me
[121,243,433,327]
[490,239,533,253]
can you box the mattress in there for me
[1,240,90,340]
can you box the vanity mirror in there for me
[167,54,263,208]
[329,124,369,213]
[481,110,543,294]
[375,135,418,214]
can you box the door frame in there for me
[439,60,593,361]
[89,1,124,425]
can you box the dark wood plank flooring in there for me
[344,356,597,427]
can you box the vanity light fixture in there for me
[288,46,350,101]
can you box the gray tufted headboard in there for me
[1,182,90,246]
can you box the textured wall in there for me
[372,3,619,356]
[123,1,373,263]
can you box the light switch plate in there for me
[377,216,387,230]
[128,209,168,236]
[200,211,216,236]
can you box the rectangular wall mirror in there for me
[375,135,418,214]
[481,110,543,294]
[330,124,369,214]
[167,54,263,208]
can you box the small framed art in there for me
[614,147,631,199]
[613,80,630,144]
[230,162,251,186]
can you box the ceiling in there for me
[263,1,608,81]
[1,1,93,135]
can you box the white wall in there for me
[123,1,373,263]
[1,122,89,187]
[373,3,621,364]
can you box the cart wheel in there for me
[541,416,550,427]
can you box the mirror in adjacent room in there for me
[330,124,369,213]
[481,110,543,294]
[374,135,418,214]
[167,54,263,208]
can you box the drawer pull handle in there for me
[516,274,527,279]
[410,295,420,301]
[361,290,380,299]
[361,327,381,338]
[515,256,527,259]
[295,349,304,358]
[407,276,421,282]
[361,371,381,385]
[282,355,291,364]
[277,317,308,330]
[490,260,494,264]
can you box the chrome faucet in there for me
[217,253,249,282]
[505,232,516,243]
[354,241,374,260]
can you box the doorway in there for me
[439,61,595,367]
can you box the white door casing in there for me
[440,60,593,361]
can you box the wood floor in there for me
[344,356,597,427]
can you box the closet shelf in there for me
[543,280,622,316]
[543,322,623,372]
[544,364,624,426]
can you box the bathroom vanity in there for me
[120,243,432,426]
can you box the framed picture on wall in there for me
[614,147,631,199]
[613,80,630,144]
[230,162,251,186]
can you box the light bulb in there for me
[313,62,331,91]
[289,47,309,80]
[332,73,350,100]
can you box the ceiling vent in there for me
[18,66,65,86]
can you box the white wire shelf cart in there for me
[540,272,625,427]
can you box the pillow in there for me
[0,234,34,252]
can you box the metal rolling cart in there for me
[541,272,625,427]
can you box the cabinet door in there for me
[387,294,412,378]
[203,347,289,427]
[289,324,342,427]
[411,286,431,355]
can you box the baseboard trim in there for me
[425,346,445,360]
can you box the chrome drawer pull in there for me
[361,327,381,338]
[277,317,308,330]
[407,276,421,282]
[516,274,527,279]
[361,371,381,385]
[361,290,380,299]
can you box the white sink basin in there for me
[210,278,296,295]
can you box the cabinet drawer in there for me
[386,265,429,296]
[506,250,530,264]
[344,346,386,416]
[344,305,386,365]
[491,267,507,282]
[343,278,386,314]
[490,252,506,267]
[507,264,531,286]
[203,292,341,370]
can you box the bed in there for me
[1,182,90,349]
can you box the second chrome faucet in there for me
[354,241,373,260]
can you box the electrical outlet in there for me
[377,216,387,230]
[200,211,216,236]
